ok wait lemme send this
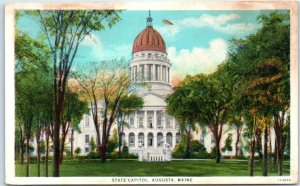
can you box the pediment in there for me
[141,93,167,107]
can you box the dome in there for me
[132,26,166,54]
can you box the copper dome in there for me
[132,26,166,54]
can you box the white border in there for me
[5,1,298,185]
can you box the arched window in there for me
[120,133,126,146]
[138,132,144,146]
[167,132,172,146]
[176,132,180,144]
[148,133,153,147]
[157,132,163,147]
[129,133,135,147]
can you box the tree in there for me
[75,147,81,156]
[117,94,144,156]
[73,59,142,162]
[166,80,198,158]
[28,10,122,176]
[226,11,290,176]
[15,28,51,177]
[60,90,88,163]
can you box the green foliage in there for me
[75,147,81,155]
[89,137,97,152]
[210,146,217,159]
[172,141,209,159]
[222,135,233,152]
[87,152,100,159]
[39,140,46,155]
[107,129,119,153]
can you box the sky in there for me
[17,10,276,84]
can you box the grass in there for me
[16,159,290,177]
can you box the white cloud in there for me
[156,13,257,38]
[169,38,228,78]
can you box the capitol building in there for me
[58,12,267,160]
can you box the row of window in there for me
[127,132,180,147]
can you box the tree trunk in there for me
[118,126,122,157]
[273,138,278,165]
[184,128,191,158]
[53,109,61,177]
[235,130,240,158]
[263,126,268,176]
[26,137,30,177]
[101,143,107,163]
[95,124,102,157]
[20,136,25,164]
[256,134,263,160]
[37,140,41,177]
[250,137,256,176]
[216,138,221,163]
[45,127,50,177]
[71,129,74,159]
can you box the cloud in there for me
[156,13,257,38]
[169,38,228,80]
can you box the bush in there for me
[87,151,100,159]
[172,144,185,158]
[75,147,81,155]
[190,140,210,159]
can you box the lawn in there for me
[16,159,290,177]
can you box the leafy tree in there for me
[27,10,122,176]
[117,94,144,156]
[227,11,290,176]
[222,134,233,152]
[60,90,88,163]
[73,59,142,163]
[15,28,51,177]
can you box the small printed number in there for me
[278,178,291,182]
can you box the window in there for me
[85,116,89,127]
[176,132,180,144]
[85,147,89,153]
[129,116,134,128]
[148,116,153,128]
[148,133,153,147]
[139,116,144,128]
[167,132,172,146]
[157,112,162,128]
[129,133,135,147]
[166,116,172,128]
[157,133,163,147]
[85,135,89,144]
[138,133,144,146]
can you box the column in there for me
[137,65,140,81]
[160,65,163,81]
[153,111,157,129]
[144,64,148,80]
[152,64,155,81]
[144,110,147,128]
[167,67,169,83]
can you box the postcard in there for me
[5,1,298,185]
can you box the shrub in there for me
[210,146,217,159]
[75,147,81,155]
[190,140,210,159]
[172,144,185,158]
[87,151,100,159]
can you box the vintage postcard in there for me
[5,1,298,185]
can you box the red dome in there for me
[132,26,166,54]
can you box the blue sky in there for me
[17,10,278,82]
